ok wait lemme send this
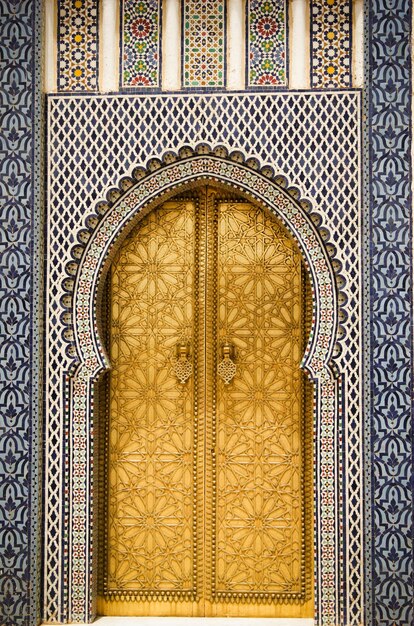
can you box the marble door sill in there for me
[52,619,314,625]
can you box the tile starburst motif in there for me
[57,0,98,91]
[311,0,352,88]
[122,0,161,88]
[247,0,287,87]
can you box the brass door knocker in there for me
[217,342,236,384]
[172,342,193,384]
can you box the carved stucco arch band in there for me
[65,148,341,625]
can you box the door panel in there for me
[214,201,303,598]
[100,200,204,616]
[98,188,313,618]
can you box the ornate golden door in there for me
[97,187,313,617]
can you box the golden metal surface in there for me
[105,200,199,600]
[217,343,237,384]
[173,342,193,384]
[98,188,313,618]
[213,200,303,599]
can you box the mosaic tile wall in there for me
[0,1,413,625]
[246,0,287,88]
[310,0,352,88]
[121,0,161,89]
[45,91,362,624]
[0,1,42,625]
[182,0,225,88]
[365,2,414,625]
[57,0,99,91]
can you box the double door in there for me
[98,187,313,617]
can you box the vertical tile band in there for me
[310,0,352,88]
[120,0,161,89]
[0,0,43,624]
[367,1,414,624]
[182,0,226,88]
[246,0,288,88]
[57,0,99,91]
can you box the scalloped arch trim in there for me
[55,145,347,624]
[62,145,344,378]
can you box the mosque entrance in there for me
[97,185,313,618]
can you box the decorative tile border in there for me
[69,153,339,622]
[57,0,99,91]
[310,0,352,88]
[182,0,226,88]
[121,0,161,89]
[365,2,414,624]
[45,92,362,624]
[0,0,412,623]
[0,0,43,625]
[246,0,288,88]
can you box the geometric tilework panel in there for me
[367,2,414,625]
[182,0,225,88]
[45,91,362,624]
[0,1,42,625]
[57,0,99,91]
[246,0,288,88]
[310,0,352,88]
[121,0,161,89]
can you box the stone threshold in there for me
[55,617,314,626]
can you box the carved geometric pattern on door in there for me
[100,189,312,617]
[214,202,304,598]
[106,201,197,598]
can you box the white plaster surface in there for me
[289,0,310,89]
[162,0,181,90]
[44,0,57,92]
[227,0,245,90]
[353,0,364,88]
[100,0,119,92]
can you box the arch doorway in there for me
[97,185,314,618]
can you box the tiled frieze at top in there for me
[311,0,352,88]
[121,0,161,88]
[57,0,99,91]
[54,0,357,92]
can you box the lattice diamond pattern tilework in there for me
[310,0,352,88]
[182,0,225,88]
[0,1,43,625]
[57,0,99,91]
[246,0,287,87]
[121,0,161,89]
[45,91,362,624]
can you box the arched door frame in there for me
[61,150,342,625]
